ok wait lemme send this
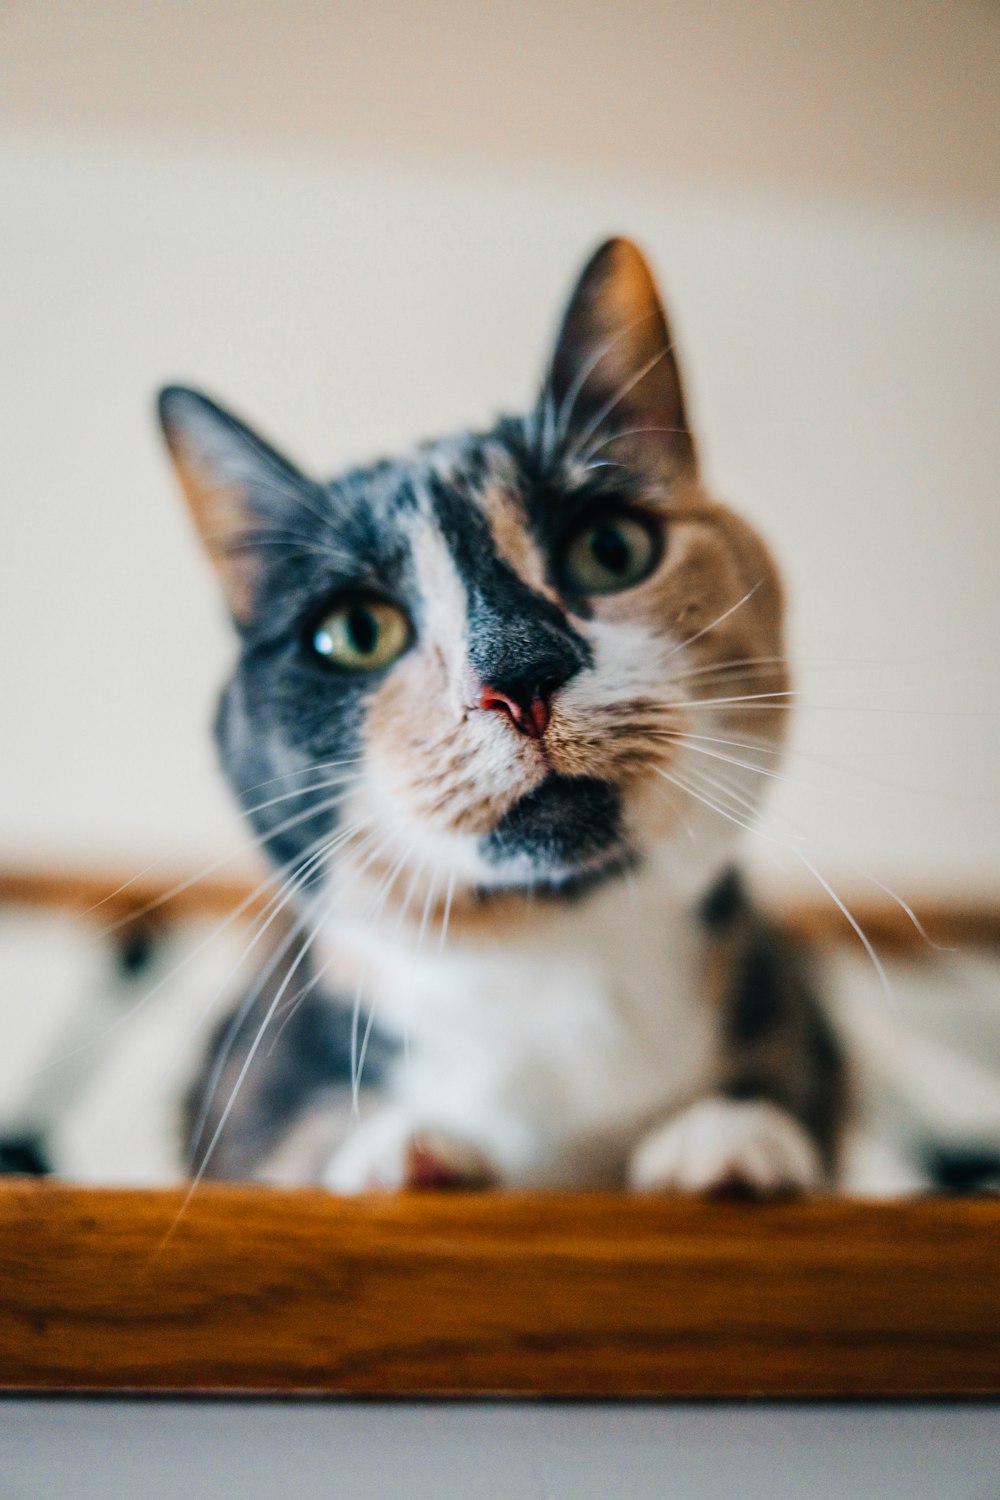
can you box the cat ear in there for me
[544,237,696,478]
[157,385,313,627]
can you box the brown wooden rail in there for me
[1,862,999,952]
[1,1182,999,1397]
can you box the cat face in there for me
[159,239,788,906]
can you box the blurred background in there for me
[0,2,998,1177]
[2,0,999,887]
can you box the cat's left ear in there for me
[157,385,314,628]
[543,237,697,480]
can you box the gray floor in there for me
[3,1401,998,1499]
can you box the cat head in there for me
[158,239,788,916]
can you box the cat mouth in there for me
[480,773,631,884]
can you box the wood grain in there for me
[1,1183,998,1397]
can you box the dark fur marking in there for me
[0,1133,50,1176]
[482,773,624,872]
[924,1145,1000,1194]
[699,867,745,930]
[726,940,787,1047]
[428,471,593,698]
[185,958,397,1181]
[720,911,846,1167]
[115,921,160,978]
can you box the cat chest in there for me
[373,937,717,1136]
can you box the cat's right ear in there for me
[157,386,313,628]
[543,238,697,480]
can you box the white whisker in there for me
[353,841,422,1100]
[569,343,671,458]
[580,424,687,466]
[657,762,895,1009]
[553,310,660,448]
[41,808,363,1076]
[81,759,365,920]
[94,776,364,939]
[669,687,794,711]
[185,816,381,1158]
[663,582,764,663]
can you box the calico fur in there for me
[163,238,846,1194]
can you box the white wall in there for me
[1,132,998,893]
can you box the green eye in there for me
[311,598,411,671]
[561,513,660,595]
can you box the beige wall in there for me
[1,3,998,896]
[2,0,999,213]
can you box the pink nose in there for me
[477,685,551,740]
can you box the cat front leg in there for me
[323,1104,497,1192]
[629,900,845,1197]
[628,1096,823,1196]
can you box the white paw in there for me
[628,1098,823,1197]
[323,1107,494,1193]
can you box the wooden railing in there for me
[2,1183,999,1397]
[2,861,999,950]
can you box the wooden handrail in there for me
[1,1182,998,1397]
[1,862,998,951]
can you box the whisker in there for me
[397,859,444,1071]
[669,687,794,710]
[242,823,397,1072]
[39,808,358,1076]
[580,424,687,466]
[672,734,829,799]
[437,869,457,958]
[671,737,957,954]
[685,700,995,719]
[663,582,764,663]
[353,841,422,1099]
[185,816,381,1159]
[535,378,559,463]
[185,819,397,1188]
[226,470,339,540]
[163,893,335,1248]
[553,310,660,448]
[94,778,362,940]
[667,650,949,685]
[217,535,355,569]
[80,759,365,920]
[657,762,895,1008]
[569,343,672,458]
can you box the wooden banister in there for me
[1,863,998,951]
[1,1183,998,1397]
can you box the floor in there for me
[4,1400,999,1499]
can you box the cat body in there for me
[162,239,845,1194]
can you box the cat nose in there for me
[476,681,552,739]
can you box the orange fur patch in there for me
[169,449,259,623]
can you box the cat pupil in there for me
[348,607,377,654]
[591,525,629,575]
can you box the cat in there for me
[158,237,848,1194]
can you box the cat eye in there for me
[310,598,411,672]
[560,511,661,595]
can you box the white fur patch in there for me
[628,1097,823,1195]
[324,1105,493,1191]
[323,850,727,1189]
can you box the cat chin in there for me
[479,772,625,874]
[473,845,640,901]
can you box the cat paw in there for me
[628,1098,823,1198]
[323,1109,495,1193]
